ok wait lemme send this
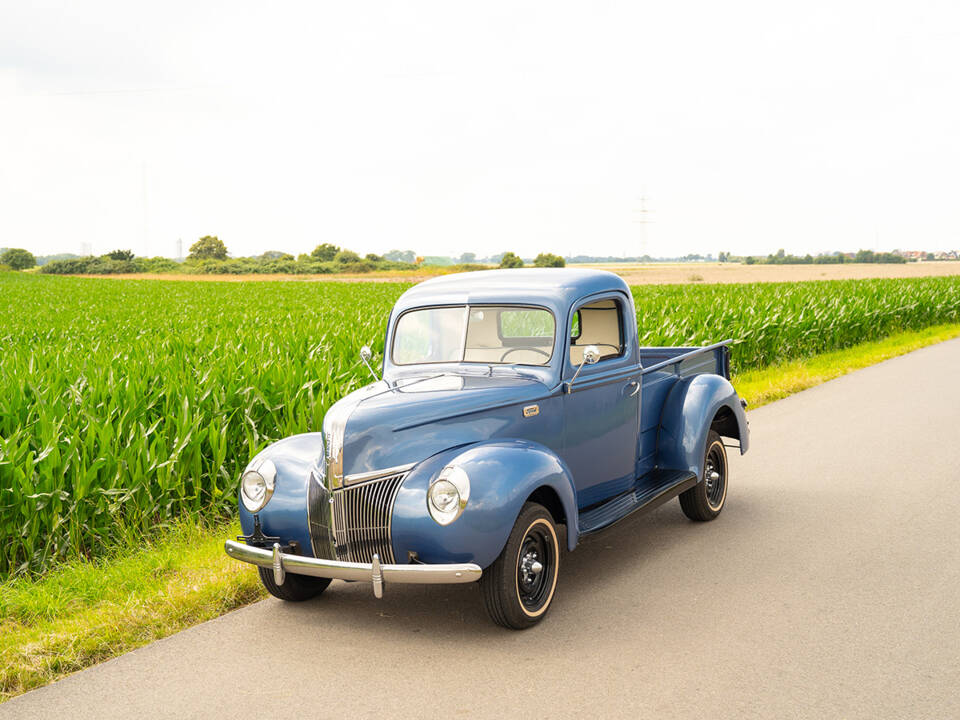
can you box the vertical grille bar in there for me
[331,472,406,564]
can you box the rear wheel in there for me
[480,502,560,630]
[679,430,728,521]
[257,566,331,602]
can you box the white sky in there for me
[1,1,958,259]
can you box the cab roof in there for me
[394,268,630,314]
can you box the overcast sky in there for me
[2,1,958,260]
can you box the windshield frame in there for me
[389,303,558,368]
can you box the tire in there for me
[480,502,561,630]
[257,566,331,602]
[679,430,728,521]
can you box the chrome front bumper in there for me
[224,540,482,599]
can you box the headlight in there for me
[427,465,470,525]
[240,458,277,513]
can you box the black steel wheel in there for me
[480,502,560,630]
[679,430,728,521]
[257,566,331,602]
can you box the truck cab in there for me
[226,269,749,629]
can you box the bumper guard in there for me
[224,540,482,599]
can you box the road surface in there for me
[5,339,960,719]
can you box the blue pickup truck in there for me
[225,269,749,628]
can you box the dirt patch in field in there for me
[67,272,435,283]
[62,262,960,285]
[577,261,960,285]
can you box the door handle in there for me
[626,380,640,397]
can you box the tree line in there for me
[17,237,565,276]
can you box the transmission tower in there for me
[632,195,653,260]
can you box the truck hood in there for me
[329,373,553,477]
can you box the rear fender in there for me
[391,439,579,569]
[657,374,749,481]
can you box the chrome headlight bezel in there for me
[240,458,277,513]
[427,465,470,526]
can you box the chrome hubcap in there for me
[520,550,543,584]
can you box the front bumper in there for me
[224,540,482,599]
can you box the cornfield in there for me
[1,273,958,579]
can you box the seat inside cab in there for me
[569,299,624,365]
[463,307,554,365]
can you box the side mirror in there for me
[583,345,600,365]
[565,345,600,393]
[359,345,380,382]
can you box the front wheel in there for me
[679,429,728,521]
[480,502,561,630]
[257,566,331,602]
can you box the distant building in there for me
[897,250,925,261]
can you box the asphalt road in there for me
[5,339,960,719]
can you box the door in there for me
[560,296,641,508]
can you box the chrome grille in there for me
[331,472,406,564]
[306,471,335,559]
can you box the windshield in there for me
[392,305,555,366]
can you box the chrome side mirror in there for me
[583,345,600,365]
[359,345,380,382]
[566,345,600,393]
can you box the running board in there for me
[578,469,697,535]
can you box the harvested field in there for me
[55,261,960,284]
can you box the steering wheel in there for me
[499,347,551,362]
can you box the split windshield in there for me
[392,305,555,367]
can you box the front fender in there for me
[391,440,579,569]
[237,432,323,557]
[657,374,749,481]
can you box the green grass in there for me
[733,323,960,408]
[3,272,960,581]
[0,520,262,701]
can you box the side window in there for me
[570,310,581,341]
[569,299,624,366]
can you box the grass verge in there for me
[0,521,263,702]
[733,323,960,408]
[3,323,959,702]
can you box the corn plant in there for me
[1,273,958,579]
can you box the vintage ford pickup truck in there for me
[225,269,749,628]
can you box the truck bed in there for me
[636,341,732,477]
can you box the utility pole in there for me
[177,238,183,261]
[632,194,653,261]
[141,161,149,257]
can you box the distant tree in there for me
[188,236,228,261]
[744,255,756,265]
[311,243,341,261]
[459,252,476,264]
[365,253,383,262]
[261,250,292,260]
[105,249,134,261]
[334,249,361,264]
[1,248,36,270]
[385,249,416,263]
[718,251,728,263]
[533,252,565,268]
[500,252,524,268]
[925,252,935,261]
